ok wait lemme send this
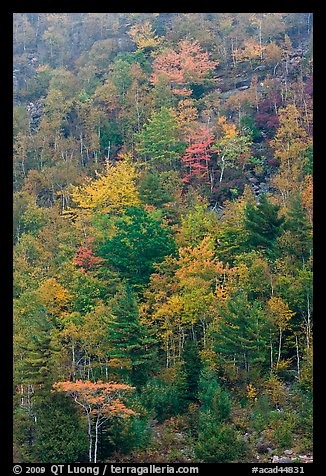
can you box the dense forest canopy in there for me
[13,12,313,464]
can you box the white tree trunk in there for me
[295,334,300,379]
[219,156,225,182]
[277,328,282,368]
[94,416,100,463]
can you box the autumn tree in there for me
[176,99,199,133]
[174,236,225,347]
[267,296,295,370]
[270,104,311,180]
[69,155,140,219]
[128,21,160,52]
[73,237,103,273]
[181,125,214,189]
[53,380,136,463]
[233,38,263,65]
[177,196,219,248]
[270,105,312,210]
[151,40,217,96]
[143,237,226,367]
[213,116,252,182]
[264,42,283,74]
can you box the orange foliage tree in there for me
[151,40,217,97]
[53,380,136,462]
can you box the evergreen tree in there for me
[195,369,245,463]
[213,292,270,379]
[138,171,172,208]
[14,305,62,461]
[244,194,284,254]
[99,206,176,289]
[198,369,231,421]
[136,107,185,171]
[108,284,157,386]
[180,339,202,403]
[280,193,312,262]
[30,393,88,463]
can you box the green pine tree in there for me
[213,292,270,379]
[281,193,312,261]
[136,107,185,171]
[244,194,285,254]
[99,206,176,289]
[108,284,157,386]
[180,339,202,403]
[30,393,88,463]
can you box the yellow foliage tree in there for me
[301,174,313,226]
[247,383,258,403]
[37,277,71,319]
[128,21,160,50]
[270,104,311,172]
[144,237,227,367]
[264,373,287,409]
[69,156,140,215]
[270,105,312,211]
[176,99,199,132]
[233,38,263,63]
[267,296,295,369]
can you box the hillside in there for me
[13,13,313,465]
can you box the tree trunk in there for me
[200,319,206,347]
[276,328,282,368]
[79,133,83,164]
[94,416,100,463]
[231,39,236,66]
[258,20,263,60]
[306,293,311,349]
[209,169,214,193]
[87,411,92,462]
[135,90,141,133]
[72,342,76,381]
[21,384,24,406]
[105,356,108,381]
[295,334,300,379]
[219,156,225,182]
[270,329,274,372]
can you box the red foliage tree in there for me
[73,237,103,273]
[181,126,214,187]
